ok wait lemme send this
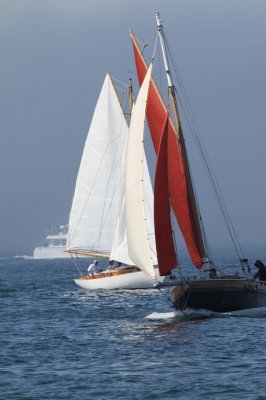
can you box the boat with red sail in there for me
[129,13,266,311]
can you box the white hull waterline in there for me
[74,268,165,290]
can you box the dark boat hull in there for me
[171,279,266,313]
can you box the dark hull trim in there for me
[171,279,266,313]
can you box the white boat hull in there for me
[74,270,165,290]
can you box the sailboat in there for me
[65,73,167,289]
[127,13,266,312]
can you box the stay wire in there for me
[135,32,158,56]
[163,32,246,262]
[133,30,246,268]
[71,253,83,276]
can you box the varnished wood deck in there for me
[78,267,140,280]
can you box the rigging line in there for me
[68,131,123,244]
[176,93,243,258]
[90,117,128,251]
[111,77,128,88]
[164,36,245,260]
[134,31,158,56]
[189,169,214,262]
[92,83,131,253]
[176,81,245,258]
[69,122,127,251]
[112,77,134,107]
[151,31,159,62]
[120,89,131,123]
[71,253,83,275]
[182,96,244,259]
[155,22,210,262]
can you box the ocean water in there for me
[1,257,266,400]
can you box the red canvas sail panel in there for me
[130,29,206,268]
[154,114,177,275]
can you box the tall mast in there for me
[155,12,209,264]
[155,13,181,135]
[155,13,173,88]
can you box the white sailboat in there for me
[66,73,166,289]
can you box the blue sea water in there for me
[1,257,266,400]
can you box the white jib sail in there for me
[67,74,128,255]
[110,154,158,266]
[125,64,155,278]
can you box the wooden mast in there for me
[155,13,208,264]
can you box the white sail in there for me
[125,64,155,278]
[110,150,158,266]
[143,155,158,265]
[109,198,132,265]
[67,74,128,255]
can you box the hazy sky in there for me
[1,0,266,257]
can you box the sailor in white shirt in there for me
[87,260,99,276]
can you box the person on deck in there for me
[107,260,114,270]
[252,260,266,281]
[209,268,217,279]
[87,260,99,276]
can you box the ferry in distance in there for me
[33,225,70,259]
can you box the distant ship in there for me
[33,225,70,259]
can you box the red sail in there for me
[130,30,205,268]
[154,114,177,275]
